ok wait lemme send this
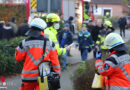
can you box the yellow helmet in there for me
[104,20,112,27]
[46,13,60,23]
[106,12,109,16]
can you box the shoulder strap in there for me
[43,37,47,56]
[38,37,47,82]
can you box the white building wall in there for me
[13,0,25,3]
[63,0,75,21]
[0,0,25,3]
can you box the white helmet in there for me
[30,18,47,30]
[104,33,124,49]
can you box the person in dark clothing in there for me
[59,23,73,70]
[66,16,75,34]
[9,17,18,36]
[59,23,73,48]
[118,16,127,37]
[76,24,94,63]
[2,23,14,41]
[91,21,104,58]
[0,21,5,40]
[17,19,29,36]
[57,13,65,35]
[87,20,95,33]
[91,24,103,42]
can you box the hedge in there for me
[73,40,130,90]
[0,37,27,75]
[0,4,26,25]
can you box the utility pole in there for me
[47,0,51,13]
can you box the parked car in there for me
[125,16,130,29]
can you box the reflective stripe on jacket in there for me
[96,34,106,49]
[15,35,61,82]
[95,51,130,90]
[44,27,66,55]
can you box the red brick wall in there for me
[95,4,123,18]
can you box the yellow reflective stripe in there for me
[96,41,100,45]
[84,33,90,37]
[98,35,101,38]
[85,46,89,48]
[79,34,82,36]
[76,43,79,45]
[91,44,94,46]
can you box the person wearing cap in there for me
[15,18,61,90]
[95,33,130,90]
[76,24,94,63]
[58,23,73,70]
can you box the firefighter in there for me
[95,33,130,90]
[104,20,115,34]
[84,2,90,21]
[44,13,67,56]
[103,12,110,23]
[76,24,94,63]
[15,18,61,90]
[96,21,115,60]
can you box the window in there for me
[103,8,112,17]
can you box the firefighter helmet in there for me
[104,20,112,27]
[46,13,60,23]
[104,33,124,49]
[30,18,47,30]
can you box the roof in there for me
[92,0,124,5]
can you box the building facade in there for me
[0,0,25,4]
[93,0,129,18]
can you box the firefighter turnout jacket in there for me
[15,33,61,82]
[44,26,66,56]
[95,51,130,90]
[96,29,107,50]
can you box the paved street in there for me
[3,29,130,90]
